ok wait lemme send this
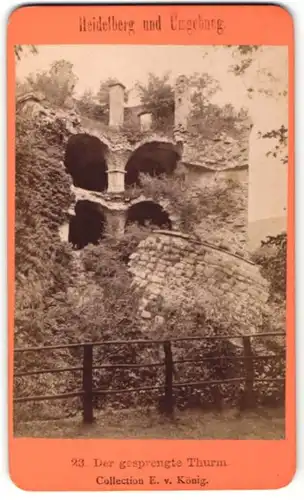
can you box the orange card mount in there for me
[8,4,295,492]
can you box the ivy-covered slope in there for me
[15,109,77,345]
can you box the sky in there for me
[16,45,288,117]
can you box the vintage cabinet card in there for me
[8,4,295,492]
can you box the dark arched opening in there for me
[125,141,180,187]
[68,201,106,249]
[64,133,108,192]
[126,201,172,230]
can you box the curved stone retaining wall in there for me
[128,230,270,329]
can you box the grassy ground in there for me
[14,407,285,440]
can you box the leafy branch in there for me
[258,125,288,164]
[14,45,38,61]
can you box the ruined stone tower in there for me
[61,74,250,252]
[174,75,191,129]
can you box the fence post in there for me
[163,340,174,417]
[82,344,94,424]
[242,336,256,409]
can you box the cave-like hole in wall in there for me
[64,133,108,192]
[69,201,106,249]
[125,141,180,187]
[126,201,172,230]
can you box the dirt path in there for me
[15,407,285,440]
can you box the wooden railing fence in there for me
[14,332,285,423]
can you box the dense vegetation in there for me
[14,48,287,423]
[15,113,74,343]
[253,232,287,302]
[131,173,247,240]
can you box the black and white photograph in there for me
[13,44,288,440]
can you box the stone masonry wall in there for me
[181,129,249,171]
[128,230,270,332]
[190,171,249,258]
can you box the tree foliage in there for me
[136,72,175,128]
[75,88,106,120]
[258,125,288,165]
[14,45,38,61]
[228,45,259,75]
[229,46,287,99]
[24,59,78,107]
[228,45,288,165]
[135,71,222,129]
[187,72,221,113]
[252,232,287,302]
[135,71,246,138]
